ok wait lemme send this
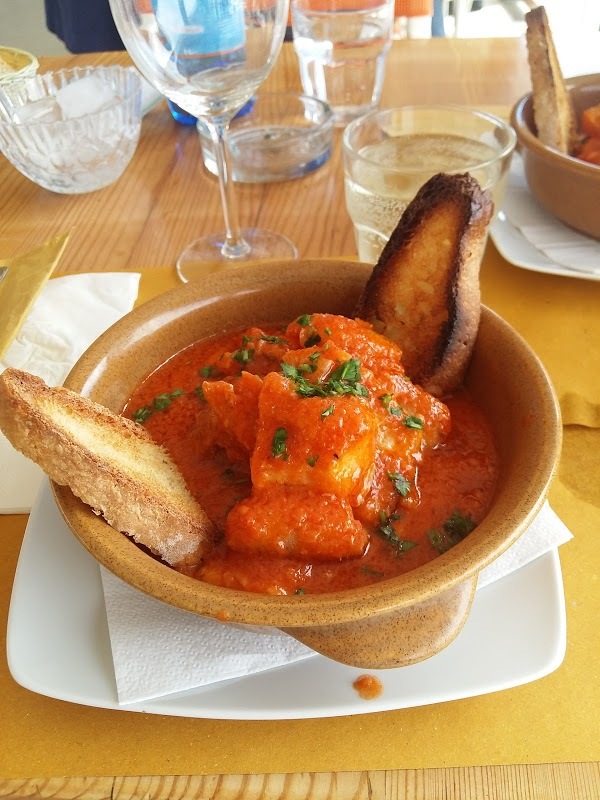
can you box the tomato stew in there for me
[125,313,498,595]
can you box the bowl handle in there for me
[281,576,478,669]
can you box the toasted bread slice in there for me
[525,6,577,154]
[0,368,214,567]
[355,173,492,398]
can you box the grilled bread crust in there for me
[355,172,493,398]
[525,6,577,154]
[0,368,214,567]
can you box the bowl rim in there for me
[54,259,562,628]
[342,103,517,174]
[510,72,600,175]
[0,46,39,82]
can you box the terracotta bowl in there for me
[511,73,600,240]
[54,260,561,669]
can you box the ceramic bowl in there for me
[54,260,561,669]
[511,73,600,240]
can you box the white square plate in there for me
[490,212,600,282]
[7,483,567,720]
[490,154,600,282]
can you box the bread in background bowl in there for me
[50,260,561,669]
[511,73,600,240]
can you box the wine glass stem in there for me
[206,119,251,260]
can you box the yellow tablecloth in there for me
[1,246,599,778]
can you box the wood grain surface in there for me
[0,39,530,275]
[3,36,598,800]
[2,763,600,799]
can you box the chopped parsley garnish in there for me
[152,392,174,410]
[232,348,254,365]
[304,332,322,347]
[296,314,312,326]
[132,389,184,423]
[403,415,424,430]
[360,566,384,577]
[295,588,306,595]
[379,393,402,416]
[261,334,287,344]
[324,327,332,335]
[281,357,369,400]
[194,385,206,402]
[298,362,317,374]
[330,359,360,383]
[376,512,416,554]
[199,365,216,378]
[281,363,300,380]
[132,406,152,423]
[444,510,477,538]
[307,455,319,467]
[271,427,288,458]
[428,511,477,554]
[388,471,411,497]
[321,403,335,419]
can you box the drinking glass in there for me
[291,0,394,127]
[343,105,516,263]
[109,0,297,282]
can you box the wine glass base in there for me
[176,229,298,282]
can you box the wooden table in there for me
[2,38,600,800]
[0,38,531,272]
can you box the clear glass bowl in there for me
[197,92,334,183]
[0,66,142,194]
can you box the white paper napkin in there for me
[0,272,141,514]
[101,500,572,705]
[100,567,315,705]
[500,154,600,275]
[476,502,572,588]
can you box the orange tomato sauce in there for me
[125,313,498,595]
[577,103,600,166]
[353,674,383,700]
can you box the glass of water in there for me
[343,105,517,263]
[291,0,394,127]
[109,0,297,282]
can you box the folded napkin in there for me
[500,155,600,275]
[0,272,141,514]
[101,501,572,705]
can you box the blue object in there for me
[168,96,256,126]
[431,0,446,37]
[167,100,198,125]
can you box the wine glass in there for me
[109,0,297,282]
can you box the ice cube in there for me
[14,96,63,124]
[55,74,117,119]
